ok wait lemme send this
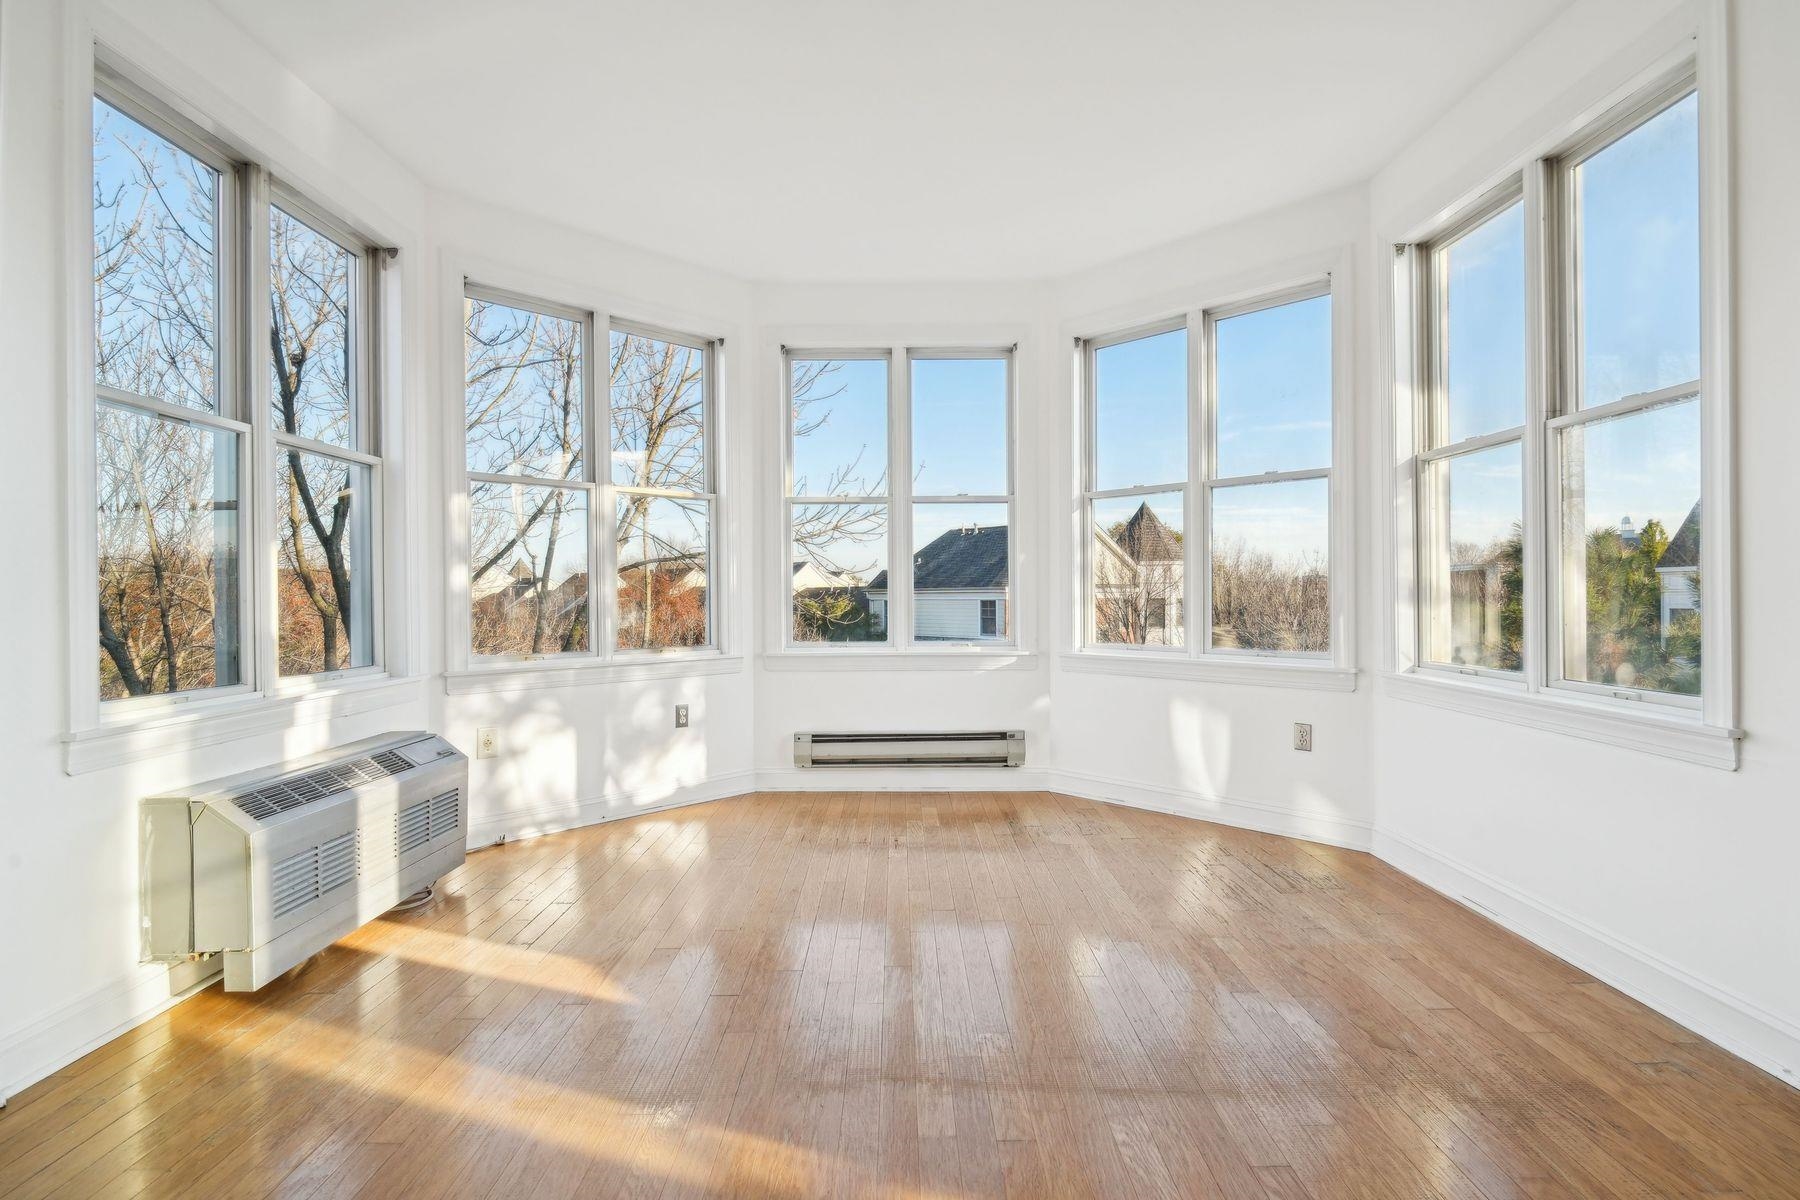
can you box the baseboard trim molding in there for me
[1052,768,1375,851]
[465,770,760,848]
[752,767,1058,794]
[1373,827,1800,1091]
[0,957,219,1108]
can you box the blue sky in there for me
[912,357,1008,496]
[1215,294,1332,477]
[1442,92,1700,555]
[790,357,888,496]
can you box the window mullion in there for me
[1188,308,1208,658]
[1523,157,1554,696]
[242,164,277,698]
[891,348,911,650]
[592,312,610,661]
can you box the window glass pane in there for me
[790,357,887,497]
[1093,328,1186,490]
[465,298,585,480]
[1424,442,1522,670]
[912,357,1007,496]
[1210,478,1329,653]
[1558,398,1700,695]
[270,207,354,447]
[1444,201,1526,442]
[611,331,705,491]
[96,404,239,698]
[1215,294,1331,477]
[909,503,1008,643]
[616,496,709,650]
[790,502,888,642]
[469,482,589,655]
[93,98,219,413]
[276,450,372,675]
[1091,492,1184,647]
[1576,92,1700,409]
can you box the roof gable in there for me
[869,524,1008,591]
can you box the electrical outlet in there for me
[1293,722,1313,752]
[675,704,690,729]
[476,727,499,759]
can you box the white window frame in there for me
[452,280,728,681]
[67,59,401,762]
[777,344,1019,659]
[1070,267,1355,691]
[1388,40,1740,769]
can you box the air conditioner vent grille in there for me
[398,797,432,855]
[231,749,416,821]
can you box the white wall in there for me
[1366,0,1800,1086]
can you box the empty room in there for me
[2,0,1798,1195]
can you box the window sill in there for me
[62,673,428,776]
[444,653,745,694]
[1381,669,1741,770]
[761,649,1039,672]
[1058,651,1358,692]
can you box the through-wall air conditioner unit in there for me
[140,731,467,991]
[793,730,1026,768]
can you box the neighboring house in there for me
[471,559,590,642]
[791,559,876,639]
[1448,549,1511,666]
[1657,501,1701,640]
[1092,502,1183,645]
[865,523,1009,641]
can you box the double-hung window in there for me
[462,289,717,662]
[783,347,1014,649]
[1081,283,1337,662]
[90,75,383,713]
[1406,70,1711,713]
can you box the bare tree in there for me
[466,300,588,654]
[787,362,888,642]
[1208,539,1329,653]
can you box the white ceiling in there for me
[211,0,1568,282]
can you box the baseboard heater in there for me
[794,730,1026,768]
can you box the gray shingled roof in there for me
[1110,502,1181,563]
[868,524,1008,591]
[1660,501,1701,570]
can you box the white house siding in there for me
[912,591,1006,641]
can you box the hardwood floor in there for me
[2,791,1797,1199]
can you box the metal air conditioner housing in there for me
[794,730,1026,768]
[140,730,467,991]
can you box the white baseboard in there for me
[0,957,218,1108]
[1052,768,1375,851]
[752,766,1058,794]
[1373,827,1800,1091]
[465,769,759,848]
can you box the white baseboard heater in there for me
[794,730,1026,768]
[139,731,468,991]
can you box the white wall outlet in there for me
[675,704,690,729]
[476,727,499,759]
[1293,722,1313,752]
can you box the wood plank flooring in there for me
[1,791,1796,1199]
